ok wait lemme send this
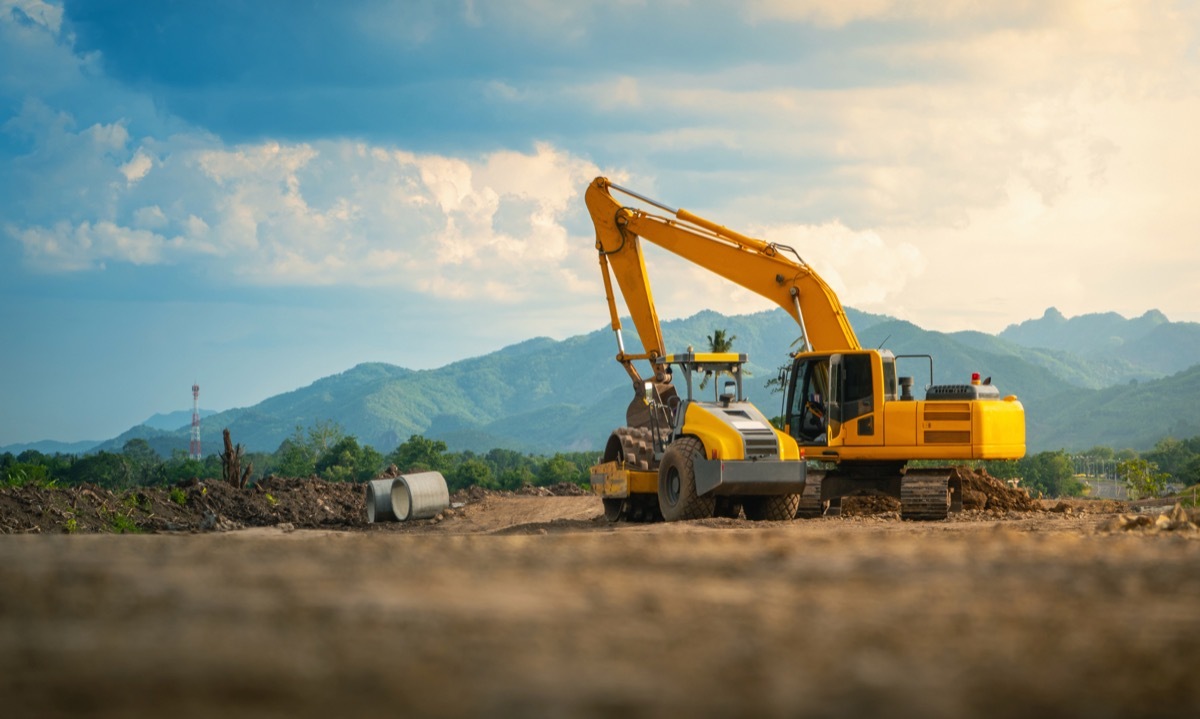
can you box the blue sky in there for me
[3,0,1199,445]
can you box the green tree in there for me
[388,435,449,473]
[271,421,347,478]
[2,450,78,487]
[274,427,318,478]
[122,438,165,485]
[765,363,791,396]
[162,449,218,483]
[982,459,1021,481]
[122,438,158,465]
[307,420,345,455]
[2,461,52,487]
[1143,437,1197,483]
[447,458,496,492]
[68,451,134,489]
[15,449,45,465]
[536,454,584,487]
[1118,458,1168,500]
[314,436,384,482]
[707,328,736,353]
[497,466,537,491]
[1018,450,1082,498]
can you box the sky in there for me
[2,0,1199,445]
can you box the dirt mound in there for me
[0,478,369,534]
[952,466,1040,512]
[517,482,589,497]
[0,474,609,534]
[0,466,1081,535]
[201,477,366,528]
[841,492,900,516]
[450,482,589,505]
[837,467,1039,517]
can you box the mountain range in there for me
[5,307,1199,458]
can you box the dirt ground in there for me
[2,473,1200,718]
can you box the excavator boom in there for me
[587,176,860,383]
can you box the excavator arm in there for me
[587,176,860,384]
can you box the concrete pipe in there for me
[365,478,402,523]
[395,471,450,521]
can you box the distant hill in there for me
[2,409,218,457]
[71,305,1198,459]
[1025,365,1200,452]
[1001,308,1200,377]
[141,409,219,432]
[0,439,100,456]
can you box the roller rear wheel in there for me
[743,494,801,521]
[657,437,715,522]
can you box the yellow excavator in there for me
[586,177,1026,521]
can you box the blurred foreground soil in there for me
[2,479,1200,718]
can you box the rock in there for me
[1101,513,1154,532]
[1154,503,1198,532]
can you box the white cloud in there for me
[3,0,1200,336]
[7,112,603,301]
[15,220,165,269]
[743,0,1066,28]
[763,222,925,308]
[132,205,166,229]
[1,0,63,33]
[120,149,153,184]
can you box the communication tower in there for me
[189,383,202,460]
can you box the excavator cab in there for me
[788,356,831,444]
[786,350,893,448]
[785,347,1024,462]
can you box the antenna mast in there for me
[189,383,201,460]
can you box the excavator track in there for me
[795,471,827,518]
[900,469,953,521]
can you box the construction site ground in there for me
[2,471,1199,718]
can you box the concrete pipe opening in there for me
[365,478,403,523]
[395,471,450,521]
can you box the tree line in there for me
[0,421,596,493]
[4,422,1199,500]
[970,435,1200,499]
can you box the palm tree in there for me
[707,328,736,353]
[699,328,749,390]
